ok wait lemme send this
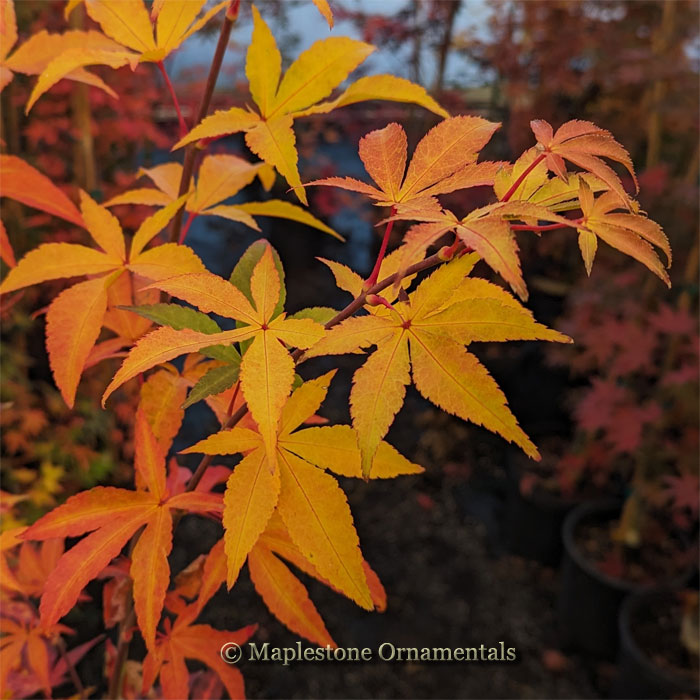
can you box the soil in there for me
[574,516,695,585]
[629,593,699,683]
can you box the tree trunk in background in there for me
[432,0,460,95]
[410,0,424,85]
[69,4,97,192]
[645,0,676,169]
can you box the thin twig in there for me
[156,61,187,138]
[55,636,86,699]
[169,0,240,243]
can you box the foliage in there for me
[0,0,674,697]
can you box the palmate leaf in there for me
[182,371,421,608]
[21,410,222,649]
[306,118,501,207]
[0,188,200,406]
[174,5,447,202]
[530,119,638,209]
[306,254,572,475]
[142,606,255,700]
[387,199,573,300]
[1,0,122,97]
[575,181,671,284]
[105,155,342,240]
[103,242,325,461]
[26,0,228,111]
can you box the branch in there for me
[168,0,240,243]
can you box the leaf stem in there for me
[107,607,135,699]
[156,61,187,139]
[179,212,197,245]
[55,636,86,699]
[169,1,239,244]
[500,152,546,202]
[184,241,465,491]
[365,206,397,288]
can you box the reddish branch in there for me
[365,205,397,287]
[156,61,187,139]
[168,0,241,244]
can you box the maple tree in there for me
[0,0,677,698]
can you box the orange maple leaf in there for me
[191,511,387,649]
[575,180,671,284]
[104,154,342,241]
[530,119,638,208]
[0,0,120,97]
[142,605,256,700]
[174,6,447,202]
[0,186,202,406]
[20,409,223,649]
[305,253,571,475]
[305,118,502,208]
[102,242,326,462]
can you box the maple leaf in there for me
[312,0,334,28]
[530,119,638,208]
[0,154,84,227]
[174,5,447,202]
[575,180,671,284]
[104,155,342,240]
[26,0,229,112]
[0,611,73,698]
[493,147,610,212]
[181,371,421,606]
[2,632,102,700]
[102,242,325,461]
[305,118,502,207]
[2,538,64,599]
[20,409,223,648]
[190,512,387,648]
[305,254,571,475]
[0,0,121,96]
[142,605,256,700]
[139,367,189,454]
[663,474,700,517]
[0,189,203,406]
[386,198,574,300]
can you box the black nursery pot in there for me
[611,588,700,699]
[557,500,691,660]
[504,476,582,566]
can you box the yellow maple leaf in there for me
[26,0,228,112]
[182,371,421,601]
[174,4,448,203]
[305,254,572,475]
